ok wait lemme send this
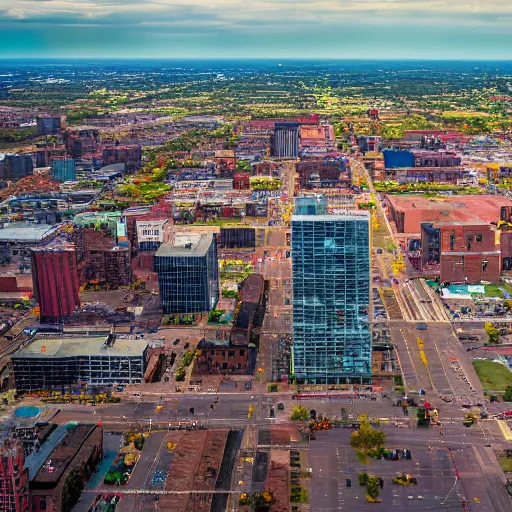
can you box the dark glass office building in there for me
[291,212,372,383]
[271,123,300,158]
[155,232,219,314]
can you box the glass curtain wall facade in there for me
[291,213,371,383]
[271,123,300,158]
[155,236,219,314]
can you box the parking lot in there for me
[308,425,510,511]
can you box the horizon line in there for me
[0,57,511,62]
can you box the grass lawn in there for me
[472,360,512,391]
[498,456,512,472]
[484,284,503,298]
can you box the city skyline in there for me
[1,0,511,59]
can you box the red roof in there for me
[388,195,512,234]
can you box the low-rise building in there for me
[193,339,256,375]
[12,333,148,391]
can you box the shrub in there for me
[392,473,413,485]
[358,472,369,486]
[175,367,186,381]
[267,383,278,392]
[290,405,309,421]
[134,434,145,451]
[366,476,381,500]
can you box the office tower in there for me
[31,248,81,323]
[36,115,63,135]
[0,154,33,181]
[51,157,76,182]
[291,211,371,383]
[271,123,300,158]
[155,232,219,314]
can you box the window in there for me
[450,232,455,251]
[482,260,488,272]
[476,234,483,242]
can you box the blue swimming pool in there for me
[14,406,41,418]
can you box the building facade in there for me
[36,116,63,135]
[0,442,30,512]
[0,154,34,181]
[154,233,219,314]
[11,334,148,391]
[51,157,76,182]
[271,123,300,158]
[291,212,371,383]
[31,248,81,323]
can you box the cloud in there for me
[0,0,511,58]
[1,0,512,26]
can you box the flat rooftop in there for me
[0,224,61,242]
[155,232,213,257]
[12,334,148,359]
[387,194,512,234]
[292,212,369,222]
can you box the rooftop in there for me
[0,223,62,242]
[292,212,370,222]
[155,232,214,257]
[387,195,512,233]
[12,334,148,359]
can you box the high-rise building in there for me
[31,248,81,323]
[155,232,219,314]
[291,211,371,383]
[102,145,142,174]
[0,154,33,181]
[36,115,63,135]
[271,123,300,158]
[0,441,30,512]
[51,157,76,182]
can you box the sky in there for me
[0,0,511,60]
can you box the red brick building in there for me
[193,339,255,375]
[437,222,501,284]
[0,441,30,512]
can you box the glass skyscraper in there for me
[291,212,372,383]
[155,232,219,314]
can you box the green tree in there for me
[503,386,512,402]
[350,414,386,463]
[366,476,381,500]
[290,405,309,421]
[134,434,145,451]
[62,469,84,512]
[484,322,500,344]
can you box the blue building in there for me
[155,232,219,314]
[291,212,372,383]
[294,195,328,216]
[51,158,76,182]
[382,150,414,169]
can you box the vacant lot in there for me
[472,359,512,391]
